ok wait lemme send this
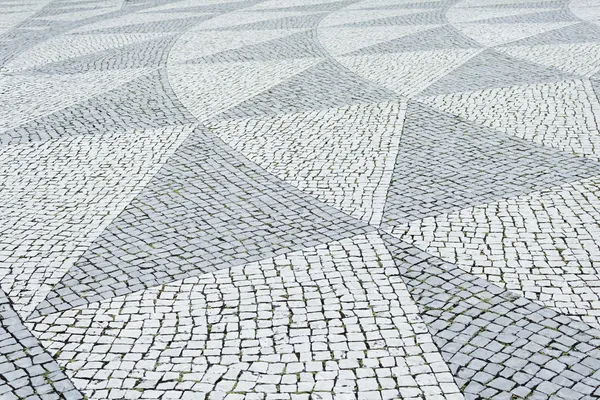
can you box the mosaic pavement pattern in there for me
[3,0,600,398]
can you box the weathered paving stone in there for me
[0,288,83,400]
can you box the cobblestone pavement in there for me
[3,0,600,399]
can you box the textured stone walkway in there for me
[2,0,600,398]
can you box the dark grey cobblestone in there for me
[381,101,600,226]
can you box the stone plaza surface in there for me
[2,0,600,398]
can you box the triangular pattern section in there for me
[0,125,196,315]
[26,33,178,74]
[356,0,450,10]
[421,79,600,161]
[345,0,442,9]
[139,0,254,13]
[206,13,326,30]
[250,0,349,11]
[337,48,482,97]
[141,5,230,13]
[191,9,315,30]
[500,0,567,7]
[34,6,119,22]
[317,24,441,56]
[0,0,51,36]
[168,57,323,120]
[2,69,196,145]
[497,42,600,77]
[209,101,406,224]
[6,32,173,72]
[35,5,109,17]
[381,101,600,226]
[141,0,257,14]
[452,20,577,47]
[453,0,567,8]
[388,176,600,330]
[0,67,153,134]
[419,48,574,96]
[212,59,399,120]
[168,29,305,64]
[186,29,326,63]
[343,24,481,56]
[501,21,600,46]
[320,8,439,28]
[68,9,213,33]
[76,14,213,34]
[338,9,445,27]
[446,6,559,24]
[250,0,353,13]
[472,7,577,24]
[30,128,373,318]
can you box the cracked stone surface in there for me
[3,0,600,398]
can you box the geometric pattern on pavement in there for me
[2,0,600,398]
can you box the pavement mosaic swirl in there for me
[2,0,600,399]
